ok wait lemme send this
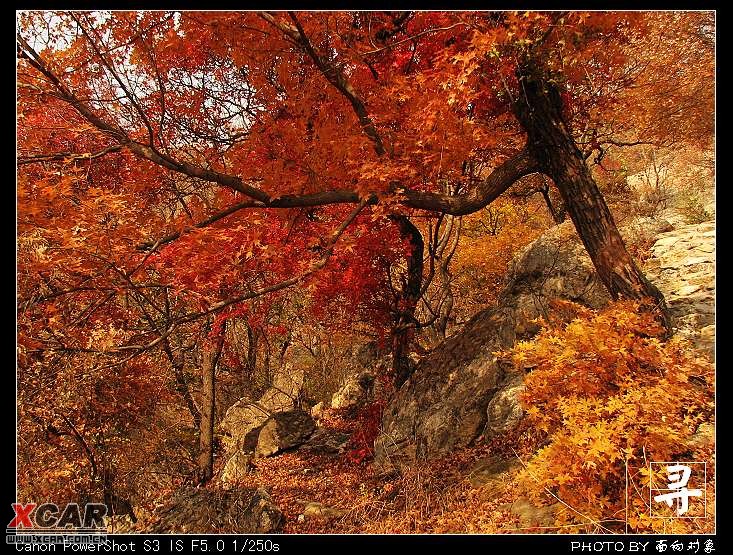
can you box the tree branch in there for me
[18,145,123,166]
[17,33,270,204]
[167,197,371,323]
[261,11,386,156]
[136,199,262,251]
[362,22,468,55]
[18,32,539,228]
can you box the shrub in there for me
[678,190,712,224]
[347,374,394,464]
[505,300,715,533]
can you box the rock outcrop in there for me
[148,487,284,533]
[219,365,306,484]
[331,370,376,411]
[645,220,715,359]
[221,452,254,485]
[375,306,519,468]
[221,390,294,453]
[255,410,317,458]
[297,428,351,456]
[375,220,608,468]
[375,215,715,468]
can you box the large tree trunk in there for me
[389,215,424,388]
[513,62,671,332]
[197,328,225,483]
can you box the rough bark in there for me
[389,215,424,388]
[198,329,225,483]
[434,216,462,338]
[513,62,671,331]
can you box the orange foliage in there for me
[453,198,547,307]
[506,300,715,533]
[17,352,175,507]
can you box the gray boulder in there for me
[484,374,526,438]
[310,401,325,420]
[220,364,305,454]
[298,428,351,456]
[221,451,254,486]
[375,307,520,468]
[255,410,316,458]
[220,390,293,453]
[644,220,715,359]
[503,220,611,320]
[331,370,376,411]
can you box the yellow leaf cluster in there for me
[504,300,715,532]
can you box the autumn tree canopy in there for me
[17,11,714,500]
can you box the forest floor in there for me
[214,411,558,534]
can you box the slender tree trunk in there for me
[162,289,200,427]
[102,468,137,522]
[163,340,201,428]
[434,215,461,338]
[436,256,454,339]
[243,320,258,389]
[279,331,292,366]
[389,215,424,387]
[262,332,271,384]
[513,62,671,332]
[539,178,566,224]
[197,327,225,483]
[171,356,201,429]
